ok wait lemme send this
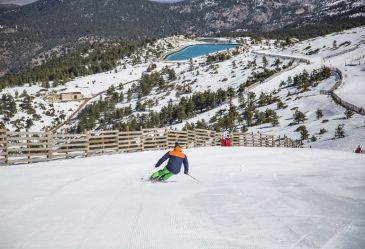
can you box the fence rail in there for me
[0,128,298,166]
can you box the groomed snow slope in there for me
[0,147,364,249]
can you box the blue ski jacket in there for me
[155,146,189,175]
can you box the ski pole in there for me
[187,173,202,183]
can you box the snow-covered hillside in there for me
[0,147,364,249]
[1,28,364,152]
[246,26,365,151]
[270,25,365,107]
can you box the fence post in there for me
[140,126,145,152]
[277,135,281,147]
[84,129,90,157]
[101,131,105,154]
[112,130,119,152]
[191,130,196,148]
[116,129,120,153]
[259,133,263,147]
[1,130,8,165]
[284,135,288,147]
[283,135,286,147]
[46,130,53,160]
[215,132,219,147]
[265,135,269,147]
[26,129,31,164]
[164,128,168,149]
[211,130,216,147]
[125,126,130,151]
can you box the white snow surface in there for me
[0,147,364,249]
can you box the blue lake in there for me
[165,44,239,61]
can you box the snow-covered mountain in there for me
[1,0,364,74]
[1,27,364,152]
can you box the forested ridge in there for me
[1,0,364,75]
[0,40,146,90]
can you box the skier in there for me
[150,142,189,182]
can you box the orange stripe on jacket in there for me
[169,146,186,158]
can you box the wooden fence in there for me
[320,68,365,115]
[0,128,298,166]
[330,92,365,115]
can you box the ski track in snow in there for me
[0,147,364,249]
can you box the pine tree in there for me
[295,125,309,140]
[277,100,285,109]
[271,112,280,127]
[168,68,177,81]
[227,87,235,99]
[344,109,354,119]
[274,58,282,67]
[189,58,194,71]
[119,92,124,102]
[224,105,238,131]
[8,100,17,118]
[21,90,28,97]
[316,108,323,119]
[243,107,254,127]
[176,105,187,121]
[127,89,132,102]
[247,92,256,106]
[258,92,267,106]
[293,110,306,124]
[25,119,33,129]
[262,56,268,68]
[335,124,345,138]
[319,128,327,135]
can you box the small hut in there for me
[60,92,84,101]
